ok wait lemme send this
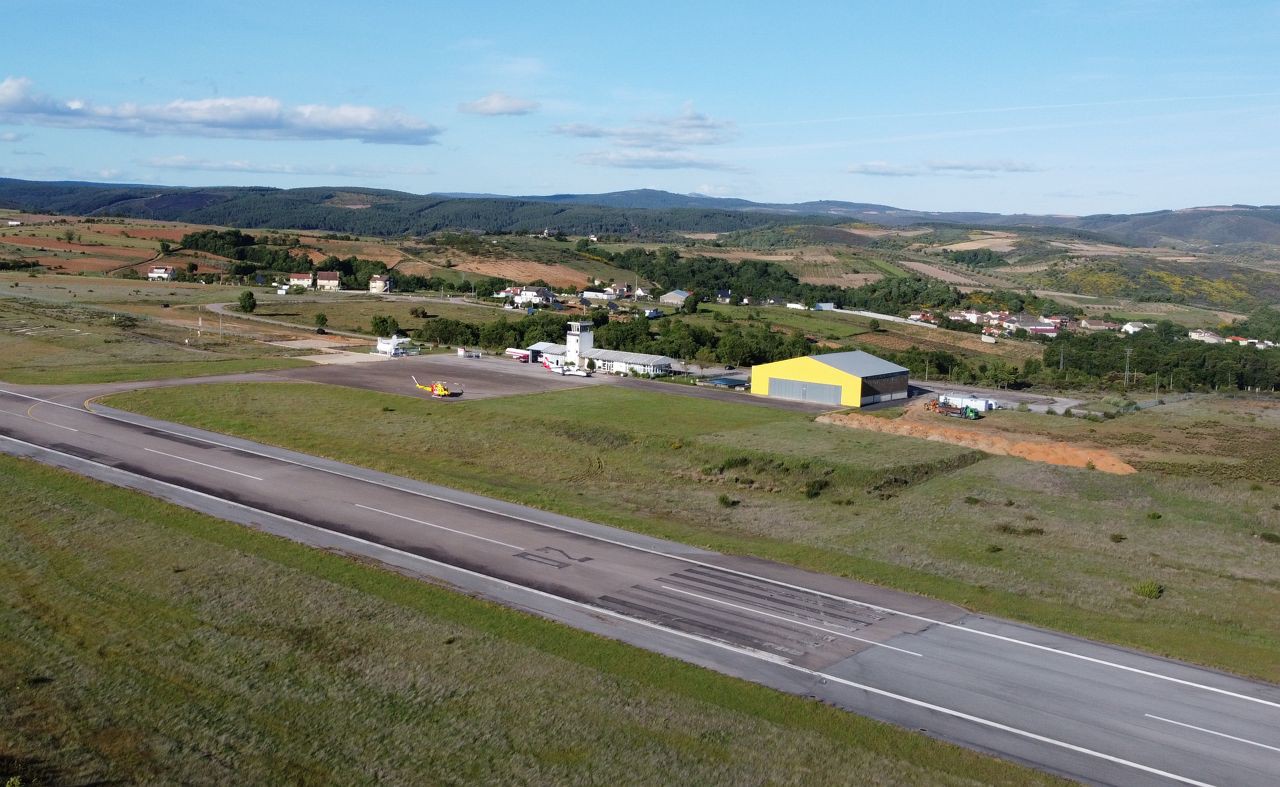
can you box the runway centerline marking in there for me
[143,447,264,481]
[661,585,923,657]
[4,387,1279,711]
[1145,714,1280,754]
[26,402,79,432]
[0,434,1228,787]
[354,503,524,550]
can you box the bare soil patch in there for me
[939,232,1018,253]
[452,258,589,287]
[897,260,981,285]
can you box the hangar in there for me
[751,350,909,407]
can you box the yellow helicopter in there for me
[412,375,462,398]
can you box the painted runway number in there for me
[515,546,593,569]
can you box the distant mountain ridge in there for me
[1,177,1277,247]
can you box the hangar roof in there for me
[811,350,908,378]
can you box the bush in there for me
[963,496,981,505]
[1259,532,1280,544]
[804,479,829,499]
[985,544,1003,553]
[1133,580,1165,599]
[1109,533,1127,543]
[718,493,739,508]
[237,290,257,313]
[1147,512,1163,520]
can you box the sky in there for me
[2,0,1278,214]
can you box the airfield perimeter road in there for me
[3,382,1280,785]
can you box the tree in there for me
[683,293,700,315]
[868,318,881,332]
[61,228,77,243]
[159,241,171,255]
[237,290,257,313]
[314,312,328,329]
[370,314,400,337]
[586,358,596,371]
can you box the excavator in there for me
[411,375,462,398]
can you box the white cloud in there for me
[142,155,431,178]
[578,150,742,171]
[0,131,26,142]
[849,159,1041,177]
[458,91,540,116]
[556,104,736,150]
[0,76,441,145]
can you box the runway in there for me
[2,384,1278,785]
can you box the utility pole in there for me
[1124,348,1133,388]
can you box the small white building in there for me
[1121,321,1152,335]
[147,265,175,281]
[369,274,392,293]
[1188,329,1223,344]
[529,321,673,376]
[582,289,615,302]
[659,289,691,306]
[287,272,314,289]
[375,335,412,356]
[6,220,21,227]
[315,271,341,291]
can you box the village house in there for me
[315,271,341,291]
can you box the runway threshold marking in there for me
[1145,714,1280,754]
[0,434,1226,787]
[143,447,264,481]
[660,584,923,657]
[5,387,1279,712]
[354,503,524,550]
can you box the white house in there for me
[786,302,807,310]
[368,274,392,293]
[582,289,615,302]
[315,271,341,291]
[287,272,314,289]
[147,265,175,281]
[5,220,21,227]
[1188,329,1223,344]
[659,289,691,307]
[528,321,673,376]
[1121,321,1152,335]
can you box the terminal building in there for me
[751,350,908,407]
[528,322,674,376]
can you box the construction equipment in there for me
[412,375,462,398]
[925,398,981,419]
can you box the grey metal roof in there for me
[527,342,566,354]
[581,348,673,366]
[811,350,908,378]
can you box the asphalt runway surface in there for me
[3,383,1279,785]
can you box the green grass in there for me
[253,296,508,335]
[0,453,1053,786]
[102,382,1280,682]
[0,298,309,384]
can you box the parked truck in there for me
[937,393,998,412]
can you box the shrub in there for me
[963,496,981,505]
[1147,512,1162,520]
[1109,533,1127,543]
[1259,532,1280,544]
[1045,407,1057,415]
[719,456,751,471]
[717,494,739,508]
[985,544,1003,553]
[1133,581,1165,599]
[804,479,830,499]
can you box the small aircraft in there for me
[412,375,462,398]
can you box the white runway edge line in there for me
[0,434,1216,787]
[143,447,264,481]
[4,388,1278,711]
[1145,714,1280,755]
[354,503,525,550]
[660,584,923,657]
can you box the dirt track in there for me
[818,411,1136,474]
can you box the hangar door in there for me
[767,377,842,405]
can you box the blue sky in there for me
[2,1,1278,214]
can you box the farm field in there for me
[251,296,509,336]
[103,382,1280,682]
[0,454,1047,786]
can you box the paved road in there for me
[2,383,1278,785]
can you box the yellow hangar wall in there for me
[750,356,863,407]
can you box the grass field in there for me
[0,454,1052,785]
[0,299,308,384]
[103,383,1280,682]
[253,296,508,335]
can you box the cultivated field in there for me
[103,383,1280,681]
[0,454,1048,785]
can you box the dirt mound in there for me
[819,412,1136,474]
